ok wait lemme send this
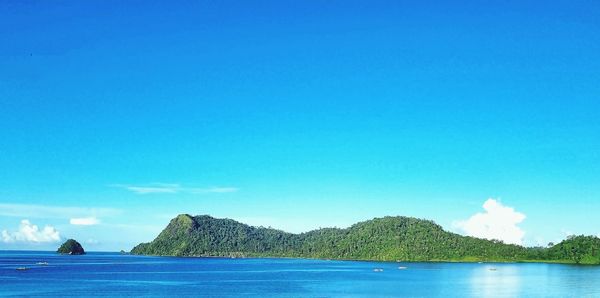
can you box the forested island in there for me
[57,239,85,255]
[131,214,600,265]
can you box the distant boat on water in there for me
[16,267,30,271]
[37,262,49,265]
[398,266,408,270]
[373,268,384,272]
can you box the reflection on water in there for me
[1,251,600,297]
[469,264,522,297]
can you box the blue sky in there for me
[1,1,599,251]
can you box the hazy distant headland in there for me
[131,214,600,265]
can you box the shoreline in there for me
[0,249,588,267]
[128,252,584,265]
[0,250,589,265]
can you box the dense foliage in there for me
[57,239,85,255]
[526,235,600,264]
[131,214,599,264]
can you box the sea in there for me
[1,251,600,297]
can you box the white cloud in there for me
[190,187,239,194]
[0,203,121,219]
[127,187,176,194]
[117,183,180,194]
[85,239,99,245]
[114,183,238,195]
[70,217,100,226]
[2,220,61,243]
[454,198,526,245]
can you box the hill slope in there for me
[132,214,599,264]
[132,214,539,262]
[57,239,85,255]
[545,236,600,264]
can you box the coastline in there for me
[128,252,583,265]
[0,249,586,265]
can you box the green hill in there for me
[57,239,85,255]
[544,235,600,264]
[131,214,599,264]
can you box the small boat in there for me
[36,262,49,265]
[16,267,30,271]
[373,268,384,272]
[398,266,408,270]
[489,268,497,271]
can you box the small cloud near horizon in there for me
[85,238,99,245]
[112,183,238,195]
[70,217,100,226]
[454,198,526,245]
[1,219,61,244]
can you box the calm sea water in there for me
[1,251,600,297]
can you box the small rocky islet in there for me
[57,239,85,255]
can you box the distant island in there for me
[57,239,85,255]
[131,214,600,265]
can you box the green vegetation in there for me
[525,235,600,265]
[131,214,600,264]
[57,239,85,255]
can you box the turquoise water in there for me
[1,251,600,297]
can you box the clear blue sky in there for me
[1,1,599,251]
